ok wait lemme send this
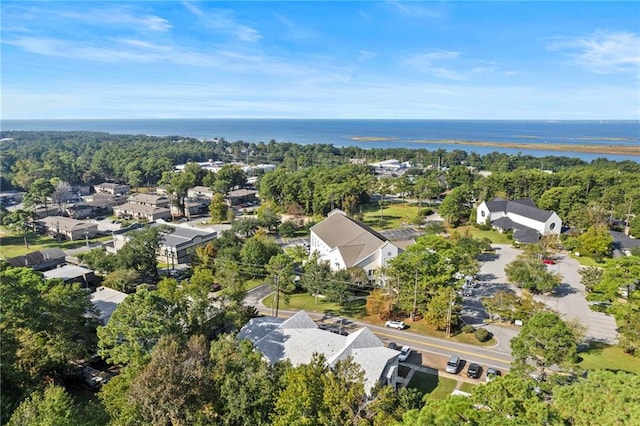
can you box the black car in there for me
[466,363,482,379]
[486,367,501,382]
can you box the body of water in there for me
[2,119,639,162]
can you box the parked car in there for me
[385,320,406,330]
[542,258,556,265]
[466,363,482,379]
[486,367,501,382]
[445,355,461,374]
[398,346,411,362]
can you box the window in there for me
[480,210,486,218]
[550,222,556,230]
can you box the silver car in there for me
[446,355,461,374]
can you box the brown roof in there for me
[310,210,390,267]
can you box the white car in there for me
[398,346,411,362]
[385,320,406,330]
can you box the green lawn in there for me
[245,278,267,291]
[408,371,457,400]
[578,344,640,375]
[568,252,607,268]
[0,232,112,258]
[360,203,423,230]
[459,382,476,393]
[453,225,513,245]
[262,292,367,318]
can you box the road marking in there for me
[374,330,511,364]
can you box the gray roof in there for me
[485,198,553,222]
[310,210,392,267]
[40,216,97,231]
[237,310,397,393]
[6,248,66,269]
[513,227,542,244]
[43,264,94,281]
[227,189,257,197]
[129,193,168,205]
[611,231,640,251]
[115,202,171,215]
[91,286,128,324]
[155,224,217,249]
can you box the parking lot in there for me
[461,244,618,345]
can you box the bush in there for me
[474,328,491,342]
[461,325,475,334]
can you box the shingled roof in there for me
[310,210,391,267]
[485,198,553,223]
[237,311,399,393]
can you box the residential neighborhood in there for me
[1,131,639,425]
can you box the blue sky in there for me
[2,1,639,119]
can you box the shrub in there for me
[474,328,491,342]
[461,325,475,334]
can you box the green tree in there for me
[102,269,142,293]
[578,224,613,261]
[97,287,180,366]
[469,374,559,425]
[265,253,296,317]
[510,312,579,372]
[128,334,216,425]
[1,209,37,248]
[210,337,282,426]
[301,253,331,304]
[553,370,640,425]
[257,200,282,233]
[117,225,170,277]
[240,235,281,277]
[505,254,561,293]
[424,287,459,331]
[271,354,366,426]
[214,164,247,193]
[23,177,54,211]
[579,266,604,293]
[208,192,229,223]
[438,185,471,226]
[8,385,78,426]
[1,267,97,422]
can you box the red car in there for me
[542,258,556,265]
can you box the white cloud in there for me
[548,31,640,74]
[358,50,377,61]
[58,8,172,32]
[404,50,466,80]
[384,1,443,19]
[197,9,262,42]
[182,1,204,17]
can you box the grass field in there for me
[360,203,423,230]
[568,252,606,268]
[578,344,640,375]
[453,225,513,245]
[262,292,367,318]
[459,382,476,393]
[408,371,457,400]
[0,231,112,258]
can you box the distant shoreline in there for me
[350,137,640,156]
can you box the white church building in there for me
[476,198,562,243]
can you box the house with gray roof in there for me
[237,311,400,394]
[310,209,404,282]
[112,222,218,266]
[6,248,66,271]
[476,198,562,243]
[40,216,98,241]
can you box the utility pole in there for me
[445,289,454,338]
[411,268,418,322]
[274,275,280,317]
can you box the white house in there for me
[476,198,562,243]
[309,209,403,282]
[237,311,400,394]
